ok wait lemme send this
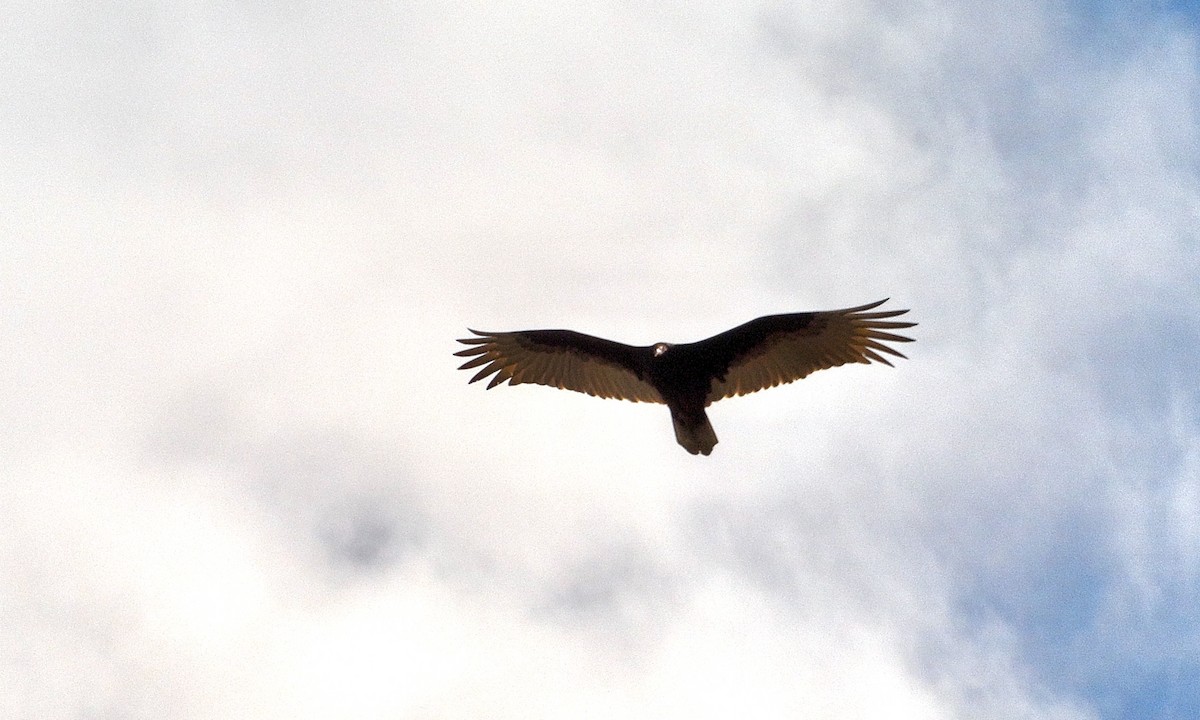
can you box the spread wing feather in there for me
[454,329,664,403]
[702,299,915,404]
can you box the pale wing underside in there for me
[455,330,664,404]
[706,300,916,403]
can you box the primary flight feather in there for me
[455,299,915,455]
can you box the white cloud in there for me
[3,1,1199,718]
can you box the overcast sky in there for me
[3,1,1199,718]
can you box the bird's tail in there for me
[671,408,718,456]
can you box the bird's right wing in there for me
[702,299,916,404]
[455,329,665,403]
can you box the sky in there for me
[2,1,1199,718]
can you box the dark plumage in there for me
[455,299,915,455]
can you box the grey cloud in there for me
[4,1,1200,718]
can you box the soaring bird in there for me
[455,299,915,455]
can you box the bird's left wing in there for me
[455,329,665,403]
[700,299,916,404]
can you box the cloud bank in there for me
[2,1,1198,718]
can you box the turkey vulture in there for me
[455,299,915,455]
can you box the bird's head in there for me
[653,342,672,357]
